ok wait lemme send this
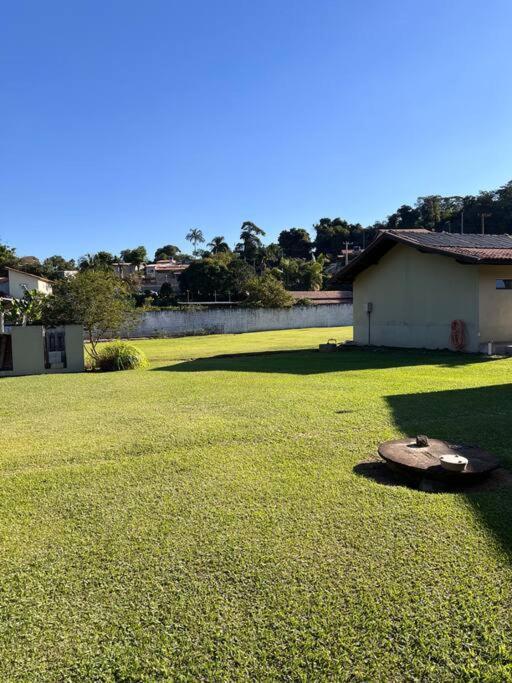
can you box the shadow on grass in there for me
[383,383,512,557]
[152,347,499,376]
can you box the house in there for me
[335,229,512,353]
[288,290,353,305]
[0,267,53,299]
[143,260,189,292]
[112,262,140,278]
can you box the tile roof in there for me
[289,290,352,301]
[335,229,512,283]
[153,263,189,272]
[385,229,512,249]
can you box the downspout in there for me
[366,302,373,345]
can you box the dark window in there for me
[496,279,512,290]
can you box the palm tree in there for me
[186,228,205,258]
[207,236,230,254]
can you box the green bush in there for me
[96,341,149,372]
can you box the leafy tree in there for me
[10,289,46,325]
[173,252,193,263]
[155,282,178,306]
[278,228,312,259]
[0,241,18,269]
[120,246,147,267]
[154,244,180,261]
[13,256,44,276]
[186,228,205,257]
[179,253,254,301]
[235,221,266,266]
[42,255,76,278]
[42,270,137,361]
[261,243,283,269]
[207,236,230,254]
[244,273,294,308]
[78,251,116,271]
[314,218,351,257]
[273,257,324,291]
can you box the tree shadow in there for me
[153,347,500,376]
[384,383,512,557]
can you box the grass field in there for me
[3,327,512,681]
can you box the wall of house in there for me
[478,265,512,343]
[353,243,480,351]
[121,304,352,338]
[8,270,53,299]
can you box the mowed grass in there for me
[2,327,512,681]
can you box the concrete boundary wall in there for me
[122,304,353,338]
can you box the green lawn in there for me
[3,327,512,681]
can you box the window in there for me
[496,279,512,289]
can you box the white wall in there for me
[122,304,352,338]
[8,269,53,299]
[353,244,480,351]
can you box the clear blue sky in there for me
[2,0,512,261]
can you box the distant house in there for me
[336,229,512,353]
[0,267,53,300]
[112,262,140,278]
[288,290,353,305]
[143,260,189,292]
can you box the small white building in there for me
[0,267,53,299]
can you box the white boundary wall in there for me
[123,304,352,338]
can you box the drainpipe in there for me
[366,302,373,345]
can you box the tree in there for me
[42,255,76,278]
[179,253,254,301]
[278,228,312,259]
[244,273,294,308]
[154,244,181,261]
[313,218,351,257]
[186,228,205,257]
[120,246,147,267]
[0,241,18,269]
[273,257,324,291]
[207,236,230,254]
[261,243,283,269]
[78,251,116,271]
[235,221,266,266]
[10,289,46,325]
[42,270,137,361]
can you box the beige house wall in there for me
[353,243,480,351]
[9,326,46,376]
[0,325,84,377]
[478,266,512,343]
[8,269,53,299]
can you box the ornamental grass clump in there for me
[96,341,149,372]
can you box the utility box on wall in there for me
[0,325,84,377]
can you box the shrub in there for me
[243,273,294,308]
[95,341,148,372]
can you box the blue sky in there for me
[2,0,512,261]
